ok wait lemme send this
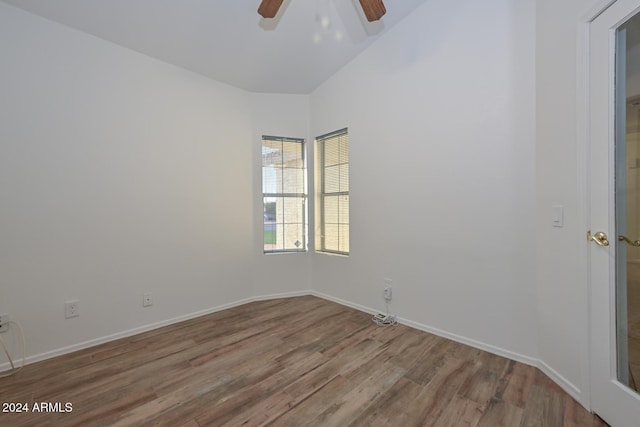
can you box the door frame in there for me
[580,0,640,421]
[577,0,617,413]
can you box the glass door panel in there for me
[616,11,640,393]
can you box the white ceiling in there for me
[1,0,429,94]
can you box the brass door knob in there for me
[588,230,610,246]
[619,235,640,247]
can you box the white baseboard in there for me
[309,291,538,366]
[0,290,309,373]
[309,291,380,316]
[400,318,539,367]
[0,289,587,413]
[310,291,588,409]
[536,359,584,406]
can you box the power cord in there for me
[372,313,397,326]
[372,294,397,327]
[0,320,26,378]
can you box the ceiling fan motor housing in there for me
[258,0,386,22]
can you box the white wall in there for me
[310,0,538,361]
[0,3,256,360]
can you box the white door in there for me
[590,1,640,426]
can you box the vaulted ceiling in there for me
[1,0,429,94]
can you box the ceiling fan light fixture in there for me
[258,0,284,19]
[258,0,386,22]
[358,0,386,22]
[319,15,330,29]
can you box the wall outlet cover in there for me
[64,300,80,319]
[143,292,153,307]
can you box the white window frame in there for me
[261,135,307,254]
[317,128,349,256]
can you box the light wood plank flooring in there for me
[0,296,608,426]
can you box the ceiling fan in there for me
[258,0,386,22]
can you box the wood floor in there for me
[0,296,608,427]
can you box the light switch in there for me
[552,205,564,227]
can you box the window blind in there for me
[318,129,349,255]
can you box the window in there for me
[262,136,307,253]
[318,128,349,255]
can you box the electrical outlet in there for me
[143,292,153,307]
[383,278,393,301]
[0,314,9,333]
[64,300,80,319]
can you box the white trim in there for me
[0,289,585,413]
[248,290,311,302]
[0,291,309,373]
[311,292,591,409]
[538,359,584,403]
[402,317,538,366]
[399,317,538,367]
[576,9,593,412]
[310,292,592,407]
[309,291,380,316]
[577,0,622,412]
[581,0,618,22]
[309,291,538,366]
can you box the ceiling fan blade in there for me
[358,0,386,22]
[258,0,284,19]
